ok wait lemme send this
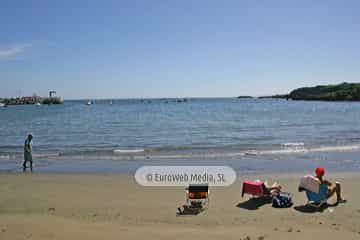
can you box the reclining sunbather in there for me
[242,179,282,198]
[262,181,282,195]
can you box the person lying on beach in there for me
[242,180,283,199]
[314,167,346,204]
[262,181,282,195]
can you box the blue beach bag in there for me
[272,192,293,208]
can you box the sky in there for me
[0,0,359,99]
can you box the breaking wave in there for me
[1,142,360,161]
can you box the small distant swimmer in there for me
[23,133,33,172]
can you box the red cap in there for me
[315,167,325,177]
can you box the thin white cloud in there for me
[0,44,32,59]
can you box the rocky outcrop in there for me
[289,82,360,101]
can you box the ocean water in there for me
[1,98,360,173]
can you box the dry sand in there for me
[0,172,359,240]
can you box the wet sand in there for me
[0,173,359,240]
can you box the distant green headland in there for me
[259,82,360,101]
[237,96,253,99]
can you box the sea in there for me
[1,98,360,174]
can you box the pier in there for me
[0,91,64,106]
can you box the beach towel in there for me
[242,180,264,197]
[299,175,321,193]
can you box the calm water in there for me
[1,98,360,173]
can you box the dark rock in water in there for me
[237,96,253,99]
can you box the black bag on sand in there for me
[272,192,293,208]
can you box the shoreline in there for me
[1,148,360,174]
[1,170,359,182]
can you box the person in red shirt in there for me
[315,167,346,204]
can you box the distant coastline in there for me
[3,82,360,104]
[258,82,360,101]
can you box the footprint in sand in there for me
[240,236,251,240]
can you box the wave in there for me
[310,145,360,152]
[1,143,360,161]
[281,142,305,147]
[0,154,10,160]
[247,144,360,156]
[113,149,145,154]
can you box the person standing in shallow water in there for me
[23,134,33,172]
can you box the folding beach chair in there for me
[305,184,328,207]
[299,175,328,207]
[186,184,209,207]
[177,184,209,215]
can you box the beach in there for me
[2,0,360,238]
[1,99,360,239]
[0,172,359,240]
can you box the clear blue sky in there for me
[1,0,359,99]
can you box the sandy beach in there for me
[2,0,360,239]
[0,172,359,240]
